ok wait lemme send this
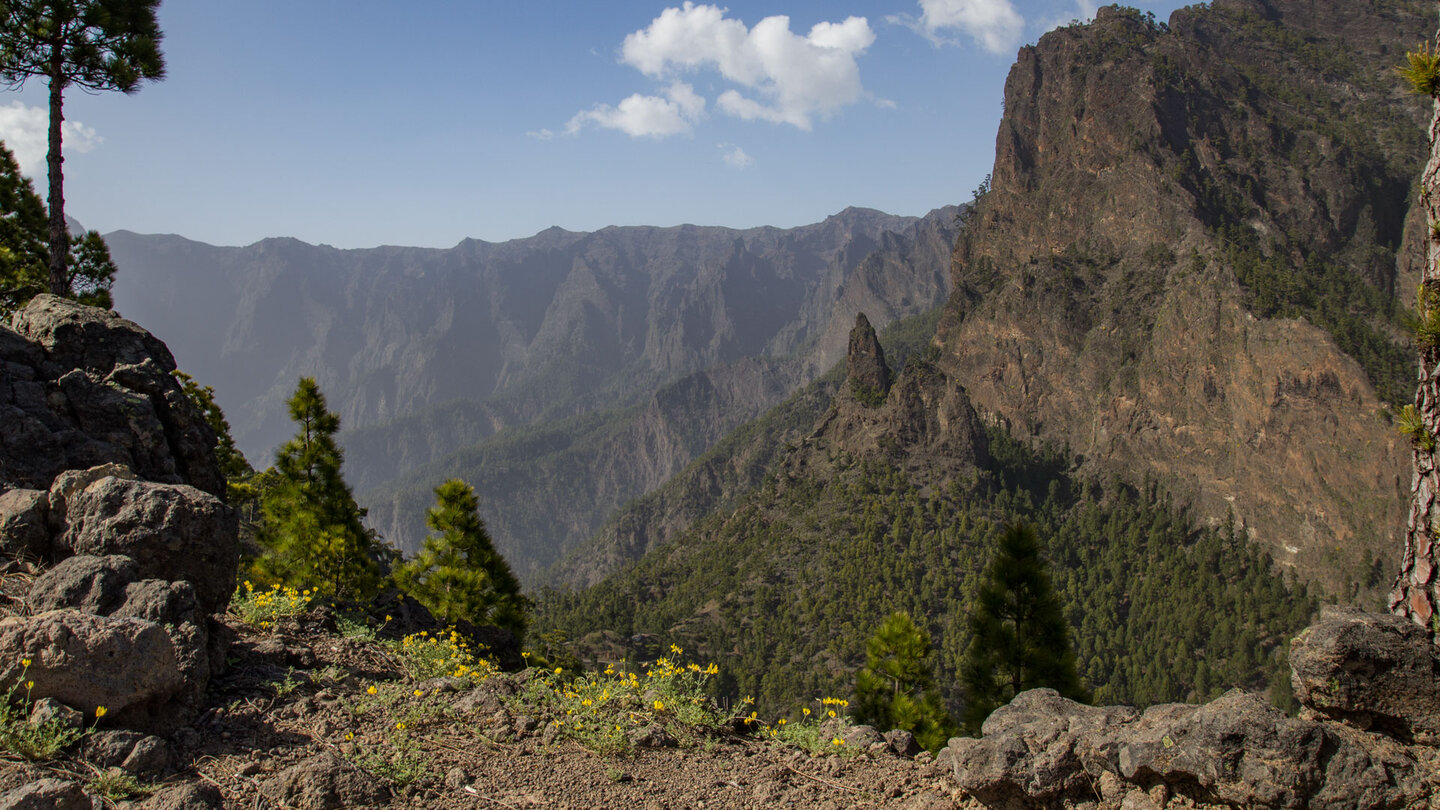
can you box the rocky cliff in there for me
[935,0,1430,593]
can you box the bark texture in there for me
[1391,19,1440,632]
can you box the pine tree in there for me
[853,611,955,752]
[0,139,115,314]
[395,479,528,643]
[1393,38,1440,632]
[0,0,164,294]
[254,377,382,601]
[961,520,1086,733]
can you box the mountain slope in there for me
[536,0,1419,719]
[935,0,1427,593]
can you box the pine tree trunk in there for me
[1391,38,1440,633]
[45,56,67,297]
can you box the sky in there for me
[0,0,1191,250]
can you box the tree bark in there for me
[1391,25,1440,633]
[45,47,67,296]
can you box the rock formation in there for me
[0,295,238,734]
[846,312,891,404]
[935,0,1429,592]
[941,606,1440,809]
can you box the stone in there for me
[628,723,678,748]
[842,723,886,749]
[27,554,139,615]
[28,697,84,731]
[0,778,95,810]
[1290,605,1440,741]
[83,730,170,776]
[0,610,181,723]
[259,752,391,809]
[57,476,237,615]
[884,728,920,757]
[0,488,49,559]
[139,782,224,810]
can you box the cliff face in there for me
[935,0,1431,592]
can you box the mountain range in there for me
[107,205,960,573]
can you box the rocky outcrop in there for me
[942,608,1440,809]
[0,297,238,735]
[935,0,1429,592]
[846,312,891,404]
[2,295,223,498]
[1289,605,1440,741]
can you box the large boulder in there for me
[54,474,236,615]
[1290,605,1440,741]
[2,295,223,497]
[0,610,182,728]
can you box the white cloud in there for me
[899,0,1025,55]
[565,81,705,138]
[572,2,875,136]
[720,144,753,169]
[0,101,101,176]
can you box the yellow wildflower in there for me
[95,706,107,718]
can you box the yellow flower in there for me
[778,718,787,726]
[653,700,665,711]
[367,686,378,695]
[345,732,354,741]
[802,708,811,716]
[554,667,563,675]
[24,680,33,690]
[832,737,844,746]
[669,644,684,655]
[828,710,837,718]
[413,689,424,697]
[95,706,107,718]
[20,658,30,668]
[396,722,406,730]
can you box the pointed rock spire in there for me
[846,312,891,405]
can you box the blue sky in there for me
[0,0,1189,249]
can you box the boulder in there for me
[56,475,236,615]
[0,488,49,559]
[259,752,391,809]
[2,296,223,498]
[1290,605,1440,741]
[27,554,140,615]
[0,779,95,810]
[0,610,181,725]
[139,782,224,810]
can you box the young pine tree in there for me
[853,611,956,752]
[961,520,1087,734]
[395,479,528,643]
[254,377,382,601]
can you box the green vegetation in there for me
[252,377,385,601]
[0,140,117,315]
[853,612,954,751]
[395,479,529,643]
[0,0,164,294]
[961,522,1086,733]
[536,425,1315,723]
[1218,229,1412,406]
[1397,41,1440,96]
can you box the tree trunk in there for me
[1391,28,1440,633]
[45,51,67,297]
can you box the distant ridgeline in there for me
[537,0,1424,718]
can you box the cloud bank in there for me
[898,0,1025,55]
[566,3,876,138]
[0,102,101,176]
